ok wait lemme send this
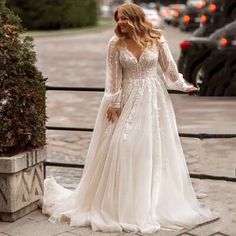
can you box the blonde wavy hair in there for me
[114,3,162,49]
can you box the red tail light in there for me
[184,15,190,24]
[180,41,193,50]
[219,37,228,48]
[209,3,217,13]
[201,15,207,24]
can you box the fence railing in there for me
[44,85,236,182]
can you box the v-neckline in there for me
[124,47,146,63]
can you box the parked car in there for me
[178,36,214,85]
[178,21,236,96]
[163,4,185,25]
[143,8,164,29]
[179,0,206,31]
[159,6,171,22]
[197,21,236,95]
[187,0,206,9]
[179,7,202,31]
[193,0,236,37]
[169,4,186,26]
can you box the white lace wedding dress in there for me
[42,35,217,233]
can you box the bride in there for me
[42,3,218,233]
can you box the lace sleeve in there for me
[104,36,123,108]
[158,35,192,92]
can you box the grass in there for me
[22,19,115,38]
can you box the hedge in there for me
[6,0,97,30]
[0,0,46,156]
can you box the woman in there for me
[42,3,218,233]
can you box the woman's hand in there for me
[107,107,121,123]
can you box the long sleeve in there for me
[104,36,123,108]
[158,35,192,92]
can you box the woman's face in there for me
[117,10,130,34]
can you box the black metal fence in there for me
[44,85,236,182]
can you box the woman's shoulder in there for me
[107,35,123,51]
[154,31,166,48]
[108,35,119,46]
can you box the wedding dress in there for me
[42,35,218,233]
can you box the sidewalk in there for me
[0,175,235,236]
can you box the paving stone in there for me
[25,209,48,222]
[3,219,76,236]
[69,227,92,236]
[189,179,236,236]
[0,216,32,232]
[181,138,236,178]
[54,232,78,236]
[69,227,133,236]
[143,230,178,236]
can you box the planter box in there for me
[0,147,46,222]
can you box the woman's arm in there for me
[104,36,123,122]
[157,35,197,92]
[104,36,123,108]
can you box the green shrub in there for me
[6,0,97,30]
[0,0,46,156]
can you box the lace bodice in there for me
[105,35,192,108]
